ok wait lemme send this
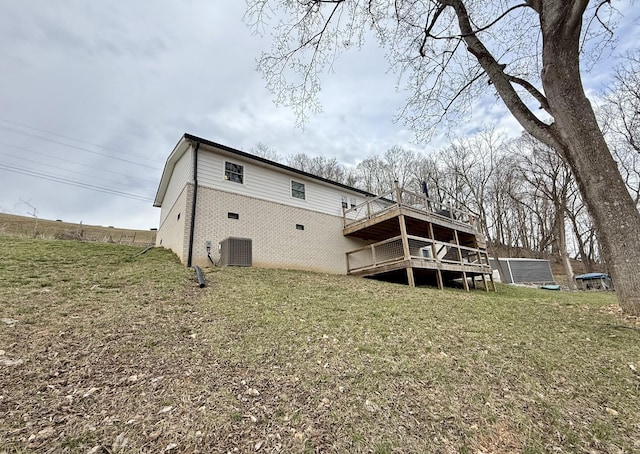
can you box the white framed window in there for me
[224,161,243,184]
[342,195,357,209]
[291,180,306,199]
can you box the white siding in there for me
[159,149,193,226]
[198,149,365,216]
[156,184,191,260]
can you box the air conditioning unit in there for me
[219,237,252,266]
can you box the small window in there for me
[228,212,239,220]
[296,224,305,231]
[341,196,348,209]
[291,181,306,199]
[225,161,244,184]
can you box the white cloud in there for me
[0,0,636,229]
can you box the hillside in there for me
[0,236,638,452]
[0,212,156,245]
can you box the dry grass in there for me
[0,213,156,245]
[1,236,639,453]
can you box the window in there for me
[225,161,243,184]
[342,196,357,210]
[296,224,305,230]
[291,181,306,199]
[228,212,239,220]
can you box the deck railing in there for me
[346,234,491,274]
[343,186,477,229]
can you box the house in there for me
[154,134,495,290]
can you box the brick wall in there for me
[190,185,369,273]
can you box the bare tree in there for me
[437,127,504,241]
[412,153,448,206]
[285,152,353,184]
[566,197,599,273]
[307,155,349,182]
[354,146,419,194]
[247,0,640,314]
[513,134,578,288]
[601,52,640,205]
[603,52,640,154]
[382,146,418,190]
[355,155,393,194]
[251,142,282,162]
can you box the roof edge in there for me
[182,133,376,198]
[153,135,191,207]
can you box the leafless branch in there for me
[506,74,550,112]
[425,2,529,40]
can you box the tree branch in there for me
[426,2,529,40]
[506,74,551,112]
[444,0,553,139]
[420,3,447,56]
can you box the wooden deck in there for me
[343,187,495,291]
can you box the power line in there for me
[0,150,150,192]
[0,142,159,185]
[0,124,162,171]
[0,117,158,162]
[0,163,154,202]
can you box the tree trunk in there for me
[556,208,576,290]
[539,4,640,314]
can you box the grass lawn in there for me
[1,236,639,453]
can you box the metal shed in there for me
[490,258,555,284]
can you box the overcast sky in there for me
[0,1,638,230]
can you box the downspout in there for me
[186,142,200,267]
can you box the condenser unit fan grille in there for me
[219,237,252,266]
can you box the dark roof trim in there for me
[183,133,377,198]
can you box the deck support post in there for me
[490,271,497,292]
[428,222,438,261]
[436,269,444,290]
[398,214,414,287]
[406,267,415,287]
[453,230,470,292]
[484,251,497,292]
[428,222,442,289]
